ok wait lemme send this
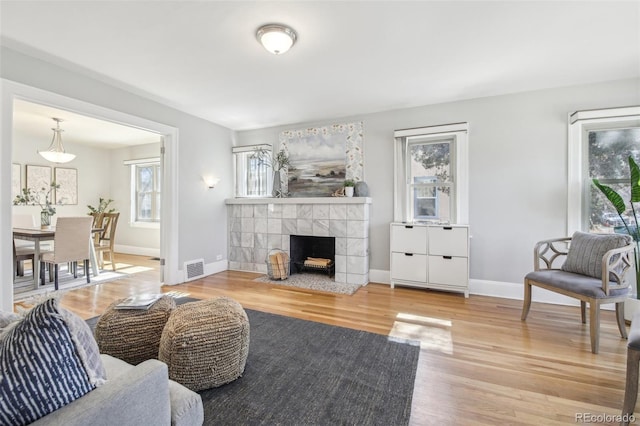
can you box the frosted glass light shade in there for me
[38,118,75,163]
[256,24,297,55]
[39,150,76,163]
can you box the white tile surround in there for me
[225,197,372,286]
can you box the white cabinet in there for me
[390,223,469,297]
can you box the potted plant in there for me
[344,179,355,197]
[13,181,60,229]
[88,198,116,214]
[593,155,640,319]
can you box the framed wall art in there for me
[54,167,78,205]
[12,163,21,200]
[280,121,364,197]
[26,165,52,195]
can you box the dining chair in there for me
[13,240,34,278]
[12,213,38,277]
[522,231,636,354]
[92,212,120,271]
[40,216,93,290]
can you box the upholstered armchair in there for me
[521,232,636,354]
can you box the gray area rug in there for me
[86,301,420,425]
[200,309,419,425]
[253,272,362,295]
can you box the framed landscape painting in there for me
[280,121,364,197]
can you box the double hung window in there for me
[124,157,161,225]
[233,144,271,197]
[394,123,468,224]
[568,107,640,233]
[134,162,161,222]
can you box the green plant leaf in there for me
[629,156,640,203]
[593,179,626,214]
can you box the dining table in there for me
[13,227,102,290]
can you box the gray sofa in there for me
[30,354,204,426]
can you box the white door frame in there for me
[1,78,180,310]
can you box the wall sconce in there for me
[203,176,220,189]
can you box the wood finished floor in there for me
[14,253,636,425]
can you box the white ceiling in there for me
[1,1,639,132]
[12,99,161,149]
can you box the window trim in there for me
[232,144,272,198]
[393,122,469,224]
[567,106,640,234]
[125,157,161,228]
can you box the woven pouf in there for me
[158,296,250,391]
[95,295,176,365]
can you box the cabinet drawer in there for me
[428,226,468,256]
[391,252,427,282]
[391,225,427,254]
[428,256,468,287]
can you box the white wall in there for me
[1,46,234,310]
[236,78,640,298]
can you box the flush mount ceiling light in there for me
[256,24,297,55]
[38,117,76,163]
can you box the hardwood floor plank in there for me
[12,253,636,425]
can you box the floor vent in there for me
[184,259,205,282]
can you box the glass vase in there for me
[40,210,51,229]
[272,170,282,198]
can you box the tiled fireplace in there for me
[225,197,371,286]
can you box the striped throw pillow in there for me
[0,298,102,425]
[561,231,632,279]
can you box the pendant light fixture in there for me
[256,24,297,55]
[38,117,76,163]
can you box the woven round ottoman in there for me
[95,295,175,365]
[159,296,250,391]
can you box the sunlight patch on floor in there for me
[112,264,153,274]
[389,312,453,354]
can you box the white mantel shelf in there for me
[225,197,372,205]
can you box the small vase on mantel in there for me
[272,170,284,198]
[40,210,51,229]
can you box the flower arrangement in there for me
[254,147,290,171]
[253,147,291,197]
[13,181,60,216]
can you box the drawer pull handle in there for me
[443,256,452,259]
[404,253,414,256]
[405,225,413,229]
[443,226,453,230]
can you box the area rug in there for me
[86,304,420,425]
[253,272,361,295]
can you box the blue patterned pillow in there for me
[0,298,103,425]
[562,231,632,279]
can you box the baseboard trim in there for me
[368,269,582,307]
[114,244,160,258]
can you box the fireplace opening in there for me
[290,235,335,277]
